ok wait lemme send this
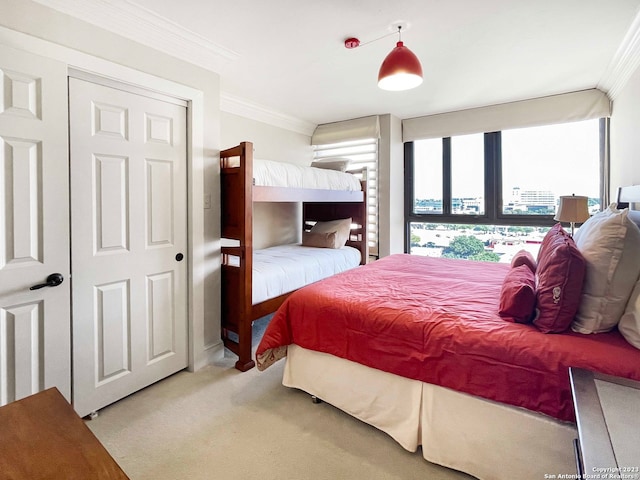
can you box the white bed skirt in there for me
[283,344,578,480]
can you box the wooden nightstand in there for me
[0,388,129,479]
[569,367,640,479]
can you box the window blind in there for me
[312,115,380,145]
[403,89,612,142]
[312,138,379,256]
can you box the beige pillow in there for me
[302,231,338,249]
[309,218,352,248]
[571,205,640,334]
[619,279,640,349]
[311,158,350,172]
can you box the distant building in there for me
[414,199,442,213]
[505,187,555,213]
[416,187,562,215]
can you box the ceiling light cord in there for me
[355,28,399,48]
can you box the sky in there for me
[413,118,600,201]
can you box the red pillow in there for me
[536,223,563,264]
[511,249,537,273]
[533,224,586,333]
[499,264,537,323]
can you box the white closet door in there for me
[0,45,71,404]
[69,77,188,417]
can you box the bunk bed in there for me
[256,185,640,480]
[220,141,369,371]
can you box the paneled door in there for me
[69,77,188,417]
[0,45,71,405]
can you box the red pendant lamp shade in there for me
[378,40,423,91]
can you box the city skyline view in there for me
[414,189,601,215]
[409,119,601,262]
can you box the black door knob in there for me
[175,253,184,261]
[30,273,64,290]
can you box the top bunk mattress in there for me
[253,244,361,305]
[254,159,362,191]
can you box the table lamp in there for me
[554,194,590,236]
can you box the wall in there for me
[610,65,640,191]
[221,112,313,165]
[378,114,404,257]
[0,0,221,368]
[221,111,314,249]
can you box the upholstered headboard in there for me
[616,185,640,227]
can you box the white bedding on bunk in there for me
[252,244,361,305]
[254,159,362,191]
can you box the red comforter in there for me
[256,254,640,421]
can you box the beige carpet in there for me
[87,322,475,480]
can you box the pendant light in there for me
[377,26,423,91]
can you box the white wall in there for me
[222,112,313,165]
[610,65,640,191]
[221,112,314,249]
[0,0,222,369]
[378,114,404,257]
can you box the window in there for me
[414,138,442,213]
[451,133,485,215]
[406,118,604,262]
[501,121,600,216]
[313,138,379,256]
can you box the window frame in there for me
[404,119,608,253]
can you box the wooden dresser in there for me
[570,367,640,479]
[0,388,129,479]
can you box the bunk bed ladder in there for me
[220,142,255,371]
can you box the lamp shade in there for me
[554,195,590,223]
[378,41,423,91]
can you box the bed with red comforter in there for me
[256,194,640,480]
[257,254,640,423]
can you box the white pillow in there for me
[309,218,352,248]
[619,279,640,349]
[629,210,640,228]
[311,158,350,172]
[571,204,640,334]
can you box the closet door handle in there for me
[30,273,64,290]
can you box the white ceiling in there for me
[35,0,640,128]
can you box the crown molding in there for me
[33,0,316,136]
[31,0,240,72]
[220,92,316,136]
[599,6,640,100]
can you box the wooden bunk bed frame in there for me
[220,141,369,371]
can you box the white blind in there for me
[312,138,379,256]
[403,89,611,142]
[312,115,380,145]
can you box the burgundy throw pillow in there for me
[536,223,564,264]
[511,249,537,273]
[499,264,537,323]
[533,224,586,333]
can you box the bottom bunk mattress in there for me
[256,254,640,422]
[252,244,361,305]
